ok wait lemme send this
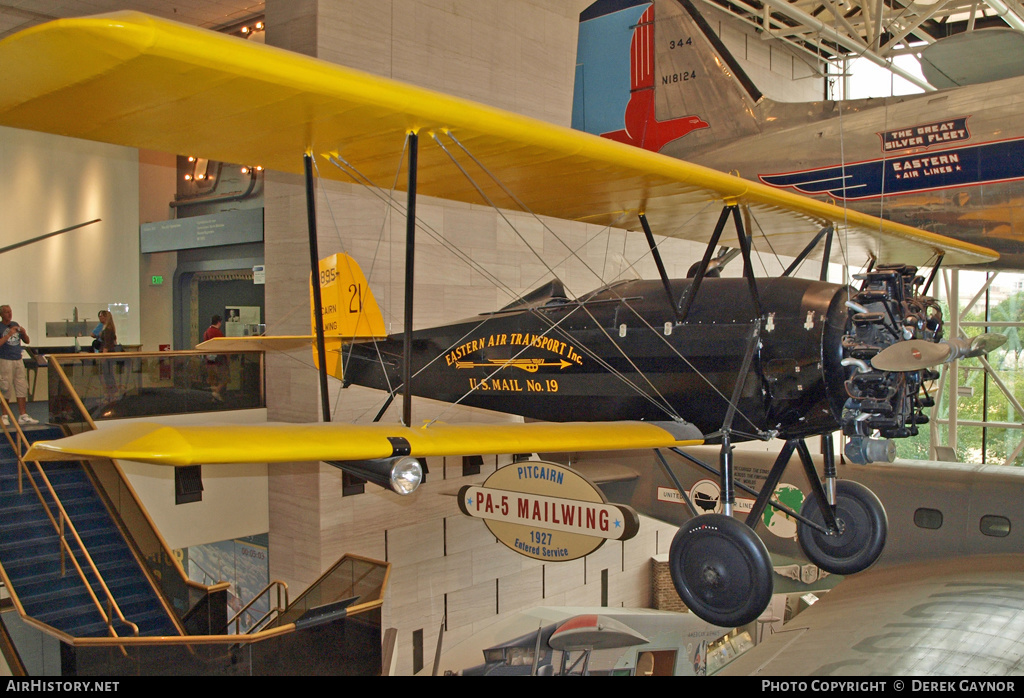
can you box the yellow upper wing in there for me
[0,11,997,267]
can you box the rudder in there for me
[311,253,386,381]
[572,0,765,156]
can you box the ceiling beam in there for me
[758,0,938,89]
[878,0,952,54]
[985,0,1024,29]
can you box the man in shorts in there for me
[0,305,38,426]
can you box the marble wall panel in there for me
[387,519,447,567]
[445,513,500,557]
[265,0,319,58]
[496,565,545,615]
[539,556,586,599]
[387,551,475,605]
[471,544,525,587]
[609,560,654,609]
[446,577,499,629]
[316,0,394,74]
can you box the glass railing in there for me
[0,555,389,676]
[45,350,264,424]
[272,555,390,629]
[64,604,384,676]
[0,607,62,675]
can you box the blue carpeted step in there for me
[0,431,180,638]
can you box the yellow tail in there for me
[311,253,386,381]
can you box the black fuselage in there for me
[344,276,853,440]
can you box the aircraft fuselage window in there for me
[980,515,1011,538]
[913,508,943,529]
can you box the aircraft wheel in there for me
[798,480,887,575]
[668,514,774,627]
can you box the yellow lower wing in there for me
[24,421,703,466]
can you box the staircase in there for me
[0,425,178,638]
[0,353,388,676]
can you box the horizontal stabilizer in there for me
[24,420,704,466]
[196,336,315,352]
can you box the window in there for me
[913,508,943,529]
[980,515,1011,538]
[174,465,203,504]
[462,454,483,477]
[413,628,424,674]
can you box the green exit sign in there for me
[151,275,164,286]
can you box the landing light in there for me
[328,456,423,495]
[389,456,423,495]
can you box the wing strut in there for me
[304,153,332,423]
[638,213,680,322]
[922,253,944,296]
[678,206,730,323]
[732,205,763,318]
[819,225,834,282]
[307,155,367,494]
[678,204,762,323]
[782,225,834,278]
[402,133,419,427]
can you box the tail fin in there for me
[572,0,763,156]
[312,253,386,381]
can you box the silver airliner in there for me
[573,0,1024,269]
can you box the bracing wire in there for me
[326,148,689,424]
[437,132,763,431]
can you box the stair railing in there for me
[0,395,140,641]
[0,399,31,494]
[226,580,290,635]
[0,553,389,675]
[46,355,220,630]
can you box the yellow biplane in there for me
[0,12,999,627]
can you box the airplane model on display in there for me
[0,12,1003,628]
[573,0,1024,270]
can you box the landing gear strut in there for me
[662,436,888,628]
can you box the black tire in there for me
[798,480,887,575]
[668,514,774,627]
